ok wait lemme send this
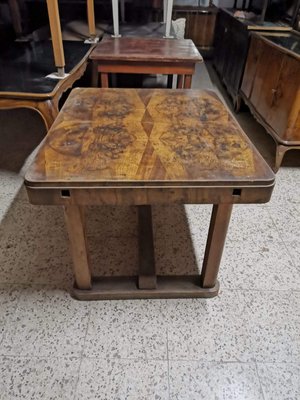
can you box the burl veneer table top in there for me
[90,37,203,88]
[25,88,275,300]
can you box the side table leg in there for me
[91,61,99,87]
[64,205,92,290]
[177,75,183,89]
[138,205,157,290]
[100,72,109,88]
[183,75,192,89]
[275,144,287,172]
[167,75,173,88]
[200,204,233,288]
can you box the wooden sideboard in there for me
[240,32,300,170]
[172,6,217,53]
[213,8,292,111]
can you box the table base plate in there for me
[71,276,219,300]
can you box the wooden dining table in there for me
[25,87,275,300]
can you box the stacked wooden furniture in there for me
[240,31,300,170]
[213,8,292,110]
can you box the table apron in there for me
[97,61,195,75]
[25,185,274,206]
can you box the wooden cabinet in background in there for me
[213,9,251,110]
[213,8,293,111]
[172,6,217,54]
[241,32,300,170]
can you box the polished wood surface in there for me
[240,33,300,169]
[25,88,275,300]
[25,88,274,188]
[90,37,202,89]
[90,37,203,63]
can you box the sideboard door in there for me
[267,54,300,142]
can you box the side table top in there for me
[89,37,203,63]
[25,88,274,188]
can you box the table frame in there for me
[26,183,273,300]
[94,61,195,89]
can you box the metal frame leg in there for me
[112,0,121,37]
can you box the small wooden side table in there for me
[25,88,275,300]
[90,37,203,88]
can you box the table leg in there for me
[177,75,183,89]
[91,61,99,87]
[64,205,92,290]
[200,204,233,288]
[112,0,121,37]
[164,0,174,38]
[100,72,109,88]
[275,144,287,172]
[167,75,173,88]
[163,0,167,22]
[36,99,59,131]
[138,205,157,289]
[183,75,192,89]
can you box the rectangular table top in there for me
[25,88,274,189]
[90,37,203,63]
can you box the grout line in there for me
[265,206,300,271]
[166,328,171,400]
[72,308,92,400]
[255,361,266,400]
[1,354,299,366]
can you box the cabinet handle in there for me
[271,88,277,107]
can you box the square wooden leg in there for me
[64,205,92,290]
[200,204,233,288]
[138,205,157,289]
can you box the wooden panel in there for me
[248,36,300,142]
[250,40,284,118]
[222,24,249,96]
[172,6,218,47]
[25,88,274,189]
[241,36,264,99]
[268,54,300,141]
[174,11,216,47]
[213,11,230,76]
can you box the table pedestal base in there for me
[71,276,219,300]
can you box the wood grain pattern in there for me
[25,88,275,300]
[90,37,203,63]
[25,88,274,188]
[240,32,300,169]
[46,0,65,69]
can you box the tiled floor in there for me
[0,61,300,399]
